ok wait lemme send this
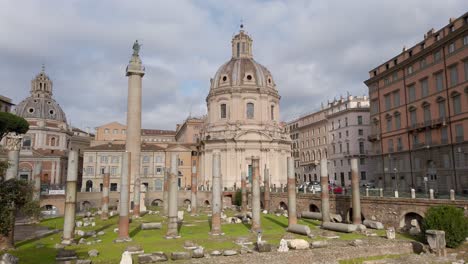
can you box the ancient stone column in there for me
[62,150,78,245]
[241,171,247,214]
[101,168,110,220]
[287,157,297,226]
[190,165,198,216]
[350,158,362,225]
[251,157,261,233]
[5,135,22,180]
[163,167,169,215]
[210,152,223,235]
[117,152,131,242]
[33,162,42,202]
[125,41,145,219]
[320,159,330,223]
[166,153,180,238]
[263,165,271,213]
[133,177,141,217]
[450,189,455,201]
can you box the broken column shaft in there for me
[191,165,198,215]
[33,162,42,202]
[133,177,141,217]
[287,157,297,226]
[118,152,131,241]
[320,159,330,223]
[251,157,261,233]
[210,152,223,235]
[263,165,270,212]
[241,171,247,214]
[62,150,78,245]
[163,168,169,215]
[166,153,180,238]
[351,158,361,225]
[101,169,110,220]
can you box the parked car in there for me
[308,181,321,192]
[329,185,343,194]
[362,182,376,189]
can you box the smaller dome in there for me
[15,97,67,123]
[14,67,67,123]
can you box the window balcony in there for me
[368,133,380,142]
[408,118,447,132]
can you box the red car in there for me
[329,185,343,194]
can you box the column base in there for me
[61,239,76,246]
[114,237,132,243]
[165,235,181,239]
[209,231,225,236]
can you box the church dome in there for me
[210,28,276,90]
[14,67,67,123]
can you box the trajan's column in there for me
[126,40,145,217]
[200,25,291,189]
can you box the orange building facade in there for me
[365,14,468,194]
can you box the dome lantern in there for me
[30,65,53,98]
[231,25,253,59]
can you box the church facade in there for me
[199,27,291,189]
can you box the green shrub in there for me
[234,189,242,206]
[422,205,468,248]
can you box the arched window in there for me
[50,137,56,146]
[246,103,254,119]
[306,151,310,162]
[220,103,227,119]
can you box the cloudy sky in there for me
[1,1,466,131]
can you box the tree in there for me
[0,179,38,250]
[422,205,468,248]
[0,112,29,142]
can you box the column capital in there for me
[5,135,22,151]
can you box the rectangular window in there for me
[448,42,455,53]
[155,179,163,191]
[395,114,401,129]
[384,94,391,110]
[392,71,398,81]
[86,166,94,176]
[420,58,427,69]
[155,167,162,175]
[410,110,417,126]
[413,134,419,146]
[346,142,350,152]
[359,142,365,154]
[110,183,117,192]
[386,118,392,132]
[393,90,400,107]
[420,78,429,97]
[271,105,275,120]
[111,156,119,163]
[464,35,468,46]
[220,104,227,118]
[388,139,394,152]
[346,130,349,137]
[358,129,363,136]
[110,166,117,176]
[441,127,448,144]
[425,130,432,144]
[360,171,367,181]
[397,137,403,151]
[408,85,416,102]
[142,156,150,163]
[435,72,444,91]
[100,156,108,163]
[407,65,413,74]
[357,116,363,125]
[143,167,149,177]
[453,95,461,114]
[246,103,254,119]
[87,156,93,163]
[455,124,464,142]
[464,61,468,81]
[438,101,446,118]
[423,106,431,123]
[360,158,365,165]
[100,167,105,175]
[434,50,441,62]
[449,65,458,86]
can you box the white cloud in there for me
[0,0,466,130]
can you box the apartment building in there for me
[364,13,468,194]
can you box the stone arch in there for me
[183,199,191,205]
[400,211,424,231]
[346,208,365,223]
[85,180,93,192]
[279,201,288,211]
[151,199,163,206]
[309,204,320,212]
[204,200,210,206]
